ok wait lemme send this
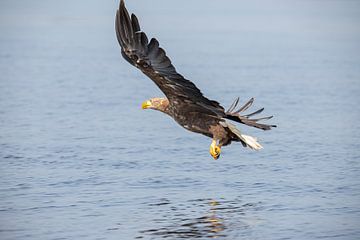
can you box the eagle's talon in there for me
[210,141,221,160]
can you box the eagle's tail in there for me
[220,121,263,150]
[225,97,276,131]
[240,134,263,150]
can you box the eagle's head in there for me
[141,97,169,113]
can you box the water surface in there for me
[1,0,360,239]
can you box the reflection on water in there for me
[136,197,260,239]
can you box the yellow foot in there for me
[210,140,221,160]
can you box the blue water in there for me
[1,0,360,239]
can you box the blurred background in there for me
[0,0,359,239]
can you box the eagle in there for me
[115,0,276,160]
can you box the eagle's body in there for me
[116,0,276,159]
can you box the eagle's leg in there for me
[210,139,221,160]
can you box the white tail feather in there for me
[241,134,263,150]
[220,120,263,150]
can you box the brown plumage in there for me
[115,0,276,159]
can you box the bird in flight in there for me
[115,0,276,160]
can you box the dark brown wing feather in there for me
[115,0,224,114]
[225,97,277,130]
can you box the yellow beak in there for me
[141,100,151,109]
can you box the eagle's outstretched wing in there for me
[116,0,276,131]
[115,0,224,114]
